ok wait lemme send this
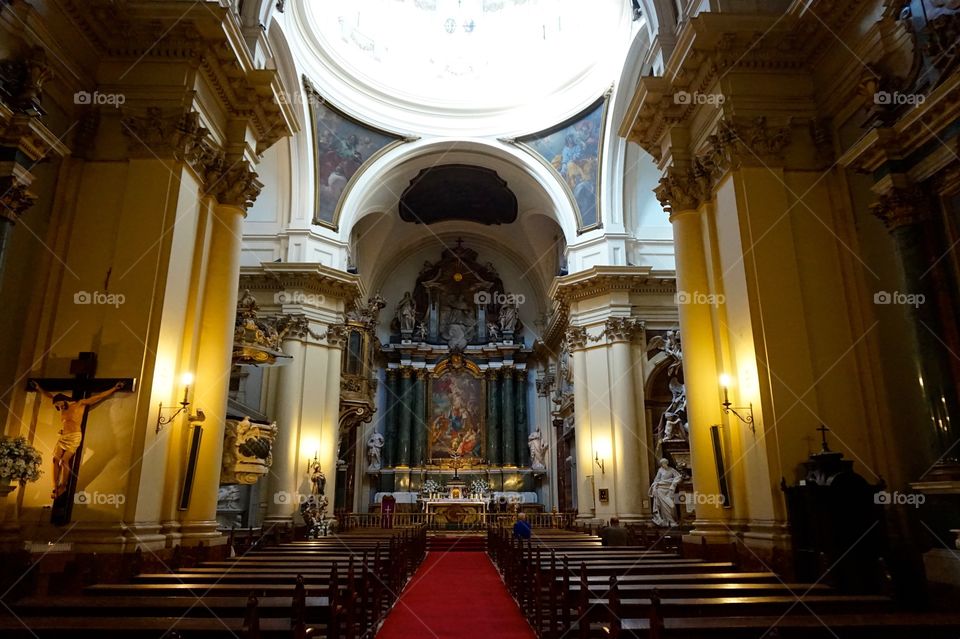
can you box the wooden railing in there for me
[339,511,577,532]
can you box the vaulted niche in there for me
[399,164,518,225]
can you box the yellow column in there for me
[667,196,729,533]
[567,327,595,520]
[180,201,246,542]
[265,336,306,524]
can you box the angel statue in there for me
[528,428,549,471]
[646,329,683,377]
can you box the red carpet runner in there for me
[377,551,535,639]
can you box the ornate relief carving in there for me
[0,47,52,115]
[603,317,643,343]
[564,326,589,350]
[322,323,349,348]
[654,163,713,214]
[221,417,278,485]
[201,157,263,210]
[346,294,387,331]
[870,186,930,230]
[0,175,36,221]
[535,373,555,397]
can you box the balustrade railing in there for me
[339,511,577,532]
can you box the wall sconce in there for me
[157,373,205,433]
[720,374,755,434]
[595,452,605,475]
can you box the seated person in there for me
[512,512,532,540]
[599,517,630,546]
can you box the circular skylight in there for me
[299,0,632,115]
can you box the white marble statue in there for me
[649,458,682,527]
[498,301,518,333]
[528,428,549,471]
[396,292,416,333]
[487,322,500,342]
[367,431,385,471]
[662,412,688,442]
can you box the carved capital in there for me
[603,317,643,343]
[202,158,263,210]
[485,368,499,380]
[565,326,589,351]
[0,175,36,221]
[654,163,712,214]
[535,373,555,397]
[717,116,792,168]
[0,47,53,115]
[323,323,348,348]
[871,186,929,230]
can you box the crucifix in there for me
[816,424,831,453]
[27,352,135,526]
[450,451,464,480]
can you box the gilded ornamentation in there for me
[220,416,278,485]
[870,186,929,230]
[0,175,36,221]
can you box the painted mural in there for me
[518,97,606,230]
[305,81,404,227]
[428,367,484,461]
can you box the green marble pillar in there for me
[502,368,516,466]
[397,368,414,466]
[486,369,500,466]
[413,369,427,465]
[516,370,530,467]
[384,369,398,467]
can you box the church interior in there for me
[0,0,959,637]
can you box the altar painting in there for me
[428,368,484,461]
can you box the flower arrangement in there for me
[0,436,43,484]
[470,479,490,496]
[421,479,444,495]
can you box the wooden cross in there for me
[816,424,831,453]
[26,352,135,526]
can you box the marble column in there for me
[397,368,414,466]
[502,368,517,466]
[181,201,246,542]
[516,371,530,468]
[383,369,398,468]
[606,318,644,521]
[568,327,595,520]
[413,369,428,466]
[486,369,501,466]
[265,336,306,524]
[874,187,960,459]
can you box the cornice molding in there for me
[239,263,365,304]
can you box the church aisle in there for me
[377,551,535,639]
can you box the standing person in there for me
[513,511,532,540]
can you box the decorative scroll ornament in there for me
[220,417,278,485]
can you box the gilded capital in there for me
[0,176,37,221]
[871,186,929,231]
[323,323,348,348]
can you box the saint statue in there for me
[662,412,688,442]
[528,428,549,471]
[367,431,385,472]
[309,460,326,496]
[30,380,125,499]
[396,292,416,333]
[499,300,518,332]
[649,458,682,527]
[415,321,428,342]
